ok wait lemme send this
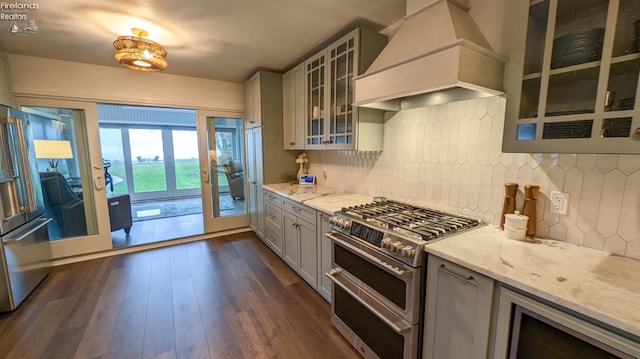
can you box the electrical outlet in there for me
[550,191,570,215]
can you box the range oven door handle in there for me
[327,268,413,335]
[328,233,407,277]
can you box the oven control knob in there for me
[342,220,351,230]
[392,241,403,252]
[381,238,393,249]
[401,246,416,258]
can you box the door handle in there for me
[3,217,52,245]
[202,170,209,183]
[94,175,104,190]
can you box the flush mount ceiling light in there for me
[113,28,167,72]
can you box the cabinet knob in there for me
[289,142,296,145]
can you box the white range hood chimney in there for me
[354,0,506,111]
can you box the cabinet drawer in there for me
[282,199,316,225]
[264,224,283,255]
[265,222,282,241]
[263,190,282,208]
[265,204,282,229]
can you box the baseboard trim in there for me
[52,227,254,266]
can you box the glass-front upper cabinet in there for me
[304,27,387,151]
[305,51,327,148]
[503,0,640,153]
[329,36,355,147]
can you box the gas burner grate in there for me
[342,200,481,240]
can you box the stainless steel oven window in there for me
[334,241,406,307]
[329,232,423,323]
[335,286,405,358]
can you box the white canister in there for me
[504,211,529,230]
[504,225,527,240]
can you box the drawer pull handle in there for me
[438,264,476,286]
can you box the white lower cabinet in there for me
[263,190,283,254]
[261,191,332,300]
[424,255,495,359]
[283,211,299,267]
[316,212,332,302]
[282,199,318,288]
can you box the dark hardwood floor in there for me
[0,232,360,359]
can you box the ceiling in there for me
[0,0,406,83]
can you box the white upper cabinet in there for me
[283,63,305,150]
[503,0,640,153]
[245,72,262,129]
[303,28,388,151]
[0,54,15,108]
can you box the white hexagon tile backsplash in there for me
[307,96,640,260]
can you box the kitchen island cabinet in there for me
[503,0,640,153]
[424,255,494,359]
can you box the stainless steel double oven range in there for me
[326,200,481,359]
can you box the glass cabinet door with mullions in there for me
[504,0,640,154]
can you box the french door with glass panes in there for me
[196,109,248,233]
[99,125,200,202]
[15,97,112,259]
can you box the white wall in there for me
[6,54,244,111]
[308,96,640,260]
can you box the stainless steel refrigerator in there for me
[0,107,53,312]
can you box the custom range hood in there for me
[354,0,505,111]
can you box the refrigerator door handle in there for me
[12,117,37,213]
[2,217,52,245]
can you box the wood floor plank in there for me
[108,294,148,359]
[73,267,131,359]
[143,255,175,359]
[4,297,72,359]
[228,309,278,359]
[0,233,362,359]
[172,276,210,359]
[40,326,86,359]
[58,258,115,332]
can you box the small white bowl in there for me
[504,225,527,240]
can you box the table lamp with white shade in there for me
[33,140,73,171]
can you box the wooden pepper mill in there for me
[521,185,539,236]
[500,183,519,229]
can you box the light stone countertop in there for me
[262,183,374,214]
[424,225,640,339]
